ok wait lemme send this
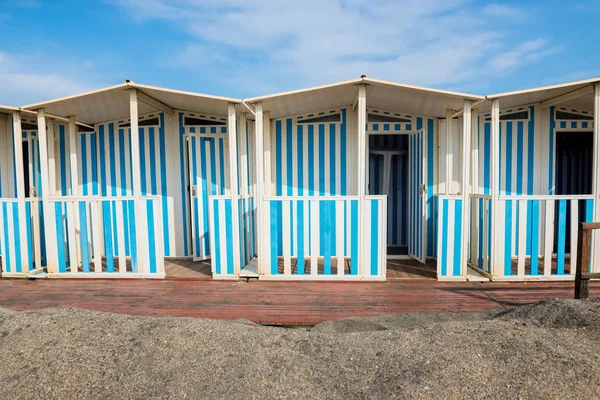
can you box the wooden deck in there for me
[0,278,596,325]
[164,257,437,280]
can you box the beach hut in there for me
[0,76,598,282]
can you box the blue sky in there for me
[0,0,599,105]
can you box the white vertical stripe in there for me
[91,201,102,273]
[336,199,344,276]
[543,200,555,277]
[282,200,291,275]
[570,200,579,275]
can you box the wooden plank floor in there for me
[0,278,596,325]
[165,258,437,280]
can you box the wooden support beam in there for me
[241,101,256,117]
[37,109,58,273]
[11,111,31,273]
[541,85,594,109]
[460,100,472,277]
[356,84,367,274]
[452,99,485,118]
[227,102,241,274]
[254,102,266,275]
[136,90,174,116]
[593,84,600,272]
[445,109,453,194]
[129,89,150,273]
[490,99,501,277]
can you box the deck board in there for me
[0,278,596,325]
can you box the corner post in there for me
[68,116,82,267]
[254,102,266,274]
[356,84,367,274]
[490,99,501,277]
[593,84,600,271]
[227,103,241,274]
[11,111,31,274]
[37,109,58,273]
[461,100,472,277]
[130,89,150,273]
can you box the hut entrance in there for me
[368,134,409,257]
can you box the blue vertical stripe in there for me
[371,200,379,276]
[340,109,347,195]
[557,199,567,274]
[102,201,114,273]
[318,124,325,195]
[504,201,513,276]
[297,201,304,274]
[270,201,279,275]
[350,200,358,275]
[453,200,462,277]
[297,125,304,195]
[178,113,189,255]
[55,203,66,273]
[530,200,540,275]
[441,199,449,276]
[214,200,222,275]
[329,124,336,195]
[147,200,157,274]
[307,125,314,196]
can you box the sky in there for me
[0,0,599,105]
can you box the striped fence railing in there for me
[48,196,165,277]
[259,195,387,280]
[437,195,464,280]
[494,195,594,280]
[469,194,492,275]
[208,196,236,278]
[0,198,45,276]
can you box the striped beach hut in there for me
[0,76,598,282]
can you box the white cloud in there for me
[0,50,101,105]
[111,0,556,95]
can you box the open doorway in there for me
[368,134,409,256]
[554,130,593,252]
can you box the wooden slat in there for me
[570,200,579,276]
[66,202,78,273]
[543,200,555,277]
[517,199,527,277]
[91,201,102,273]
[282,200,291,276]
[115,201,127,273]
[336,200,344,277]
[310,200,318,276]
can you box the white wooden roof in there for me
[245,77,484,119]
[480,76,600,111]
[22,82,242,125]
[0,104,18,116]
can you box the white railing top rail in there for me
[45,195,161,202]
[498,194,594,200]
[470,193,492,200]
[261,195,386,201]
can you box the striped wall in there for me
[271,108,349,197]
[178,111,229,257]
[437,196,463,279]
[262,196,386,279]
[238,120,257,267]
[209,196,235,276]
[77,113,171,257]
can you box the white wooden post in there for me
[47,120,56,196]
[461,100,472,277]
[445,109,453,194]
[254,102,266,274]
[263,110,271,196]
[357,84,367,275]
[68,116,82,266]
[490,99,501,277]
[37,109,58,273]
[593,84,600,271]
[227,103,241,273]
[11,111,31,273]
[130,89,150,273]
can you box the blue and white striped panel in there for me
[238,121,256,268]
[409,130,424,261]
[366,109,413,133]
[78,114,171,258]
[480,107,536,196]
[188,132,228,260]
[0,201,23,273]
[437,197,463,278]
[266,197,383,277]
[210,197,235,276]
[272,108,348,197]
[470,197,492,274]
[178,112,228,257]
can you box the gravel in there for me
[1,299,599,399]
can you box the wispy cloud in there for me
[0,50,101,105]
[112,0,557,95]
